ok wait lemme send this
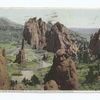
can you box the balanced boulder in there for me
[44,49,79,90]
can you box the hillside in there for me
[0,17,23,43]
[70,28,99,41]
[0,17,23,30]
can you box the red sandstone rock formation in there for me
[89,29,100,58]
[23,17,47,49]
[23,18,78,55]
[0,48,10,89]
[45,22,78,54]
[44,49,79,90]
[14,39,25,64]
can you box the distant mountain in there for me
[70,28,99,34]
[70,28,99,41]
[0,17,23,30]
[0,17,23,42]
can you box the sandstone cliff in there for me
[23,18,78,56]
[0,48,10,89]
[23,17,47,49]
[45,22,78,55]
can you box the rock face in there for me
[23,17,47,49]
[14,39,25,64]
[89,29,100,58]
[23,18,78,55]
[44,49,79,90]
[45,22,78,54]
[0,48,10,90]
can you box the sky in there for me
[0,8,100,28]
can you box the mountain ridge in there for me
[0,17,23,30]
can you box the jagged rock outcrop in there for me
[89,29,100,58]
[23,17,47,49]
[23,18,78,55]
[45,22,78,54]
[44,49,79,90]
[0,48,10,89]
[14,39,25,64]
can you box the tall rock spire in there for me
[14,39,25,64]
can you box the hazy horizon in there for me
[0,8,100,28]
